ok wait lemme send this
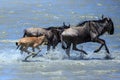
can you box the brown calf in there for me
[16,35,48,60]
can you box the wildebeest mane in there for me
[44,26,58,30]
[76,18,109,27]
[76,21,89,27]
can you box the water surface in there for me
[0,0,120,80]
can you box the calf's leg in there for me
[32,47,41,57]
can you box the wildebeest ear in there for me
[102,14,104,19]
[68,24,70,27]
[63,22,65,26]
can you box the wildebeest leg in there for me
[36,46,41,52]
[72,43,88,55]
[93,38,111,58]
[31,47,37,57]
[46,43,51,54]
[23,30,27,37]
[52,42,58,50]
[32,47,35,52]
[47,44,51,51]
[32,47,41,57]
[19,46,24,54]
[65,43,71,58]
[53,43,56,50]
[22,47,36,60]
[25,54,33,61]
[94,44,103,53]
[93,38,110,53]
[23,48,31,54]
[21,47,33,60]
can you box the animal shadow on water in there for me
[21,53,42,62]
[85,56,115,60]
[22,59,45,62]
[21,51,115,62]
[69,56,115,60]
[22,59,43,62]
[68,51,115,60]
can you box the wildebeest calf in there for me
[16,34,48,61]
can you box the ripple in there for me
[40,70,62,76]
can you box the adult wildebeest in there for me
[23,22,70,51]
[16,34,48,60]
[61,17,114,59]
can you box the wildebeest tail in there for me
[23,29,27,37]
[16,42,20,49]
[60,35,68,49]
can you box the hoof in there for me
[82,51,88,55]
[94,50,99,53]
[22,59,29,62]
[104,55,114,60]
[79,53,85,59]
[32,54,38,58]
[85,52,88,55]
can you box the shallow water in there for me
[0,0,120,80]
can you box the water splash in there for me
[43,49,65,60]
[0,49,23,63]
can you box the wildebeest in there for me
[23,22,70,51]
[61,16,114,59]
[16,34,48,60]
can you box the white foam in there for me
[43,49,65,60]
[0,49,23,63]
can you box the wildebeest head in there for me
[103,17,114,35]
[107,18,114,35]
[101,15,114,35]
